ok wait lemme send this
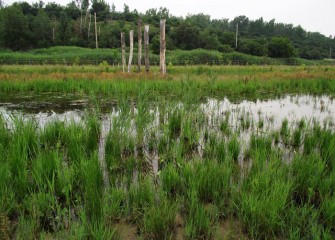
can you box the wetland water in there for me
[1,93,334,167]
[1,93,334,130]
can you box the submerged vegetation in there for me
[1,65,335,239]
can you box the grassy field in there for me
[0,64,335,100]
[1,65,335,239]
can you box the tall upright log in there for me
[160,19,166,74]
[144,25,150,73]
[137,19,142,72]
[128,30,134,73]
[121,32,126,72]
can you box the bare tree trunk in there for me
[160,19,166,74]
[137,19,142,72]
[121,32,126,72]
[128,30,134,73]
[144,25,150,73]
[94,12,98,49]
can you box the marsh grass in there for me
[2,70,335,239]
[185,191,214,240]
[1,65,335,103]
[160,163,184,198]
[2,112,335,240]
[103,188,127,223]
[235,157,291,239]
[81,153,104,222]
[228,136,240,162]
[127,177,155,223]
[141,193,177,240]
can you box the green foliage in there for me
[31,9,52,48]
[238,39,267,56]
[141,194,177,239]
[268,37,295,58]
[185,193,214,239]
[173,21,201,50]
[91,0,110,21]
[236,157,291,238]
[0,1,333,59]
[0,5,30,50]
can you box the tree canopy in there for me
[0,1,334,60]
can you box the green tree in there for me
[219,32,235,48]
[91,0,110,21]
[57,11,71,45]
[231,15,249,34]
[199,29,220,50]
[99,22,121,48]
[173,22,200,50]
[268,37,295,58]
[186,13,211,28]
[123,4,134,22]
[238,39,267,56]
[16,2,35,16]
[65,1,80,20]
[44,2,64,19]
[249,17,265,37]
[32,9,52,48]
[0,5,31,50]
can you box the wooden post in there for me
[94,12,98,49]
[144,25,150,73]
[137,19,142,72]
[128,30,134,73]
[160,19,166,74]
[121,32,126,72]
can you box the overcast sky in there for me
[4,0,335,37]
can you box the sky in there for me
[4,0,335,37]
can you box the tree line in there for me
[0,0,334,60]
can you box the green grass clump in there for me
[141,194,177,240]
[160,163,184,198]
[127,177,155,222]
[103,188,127,223]
[191,161,233,205]
[228,136,240,161]
[81,153,104,222]
[168,109,182,140]
[235,157,291,239]
[280,118,290,142]
[185,192,214,239]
